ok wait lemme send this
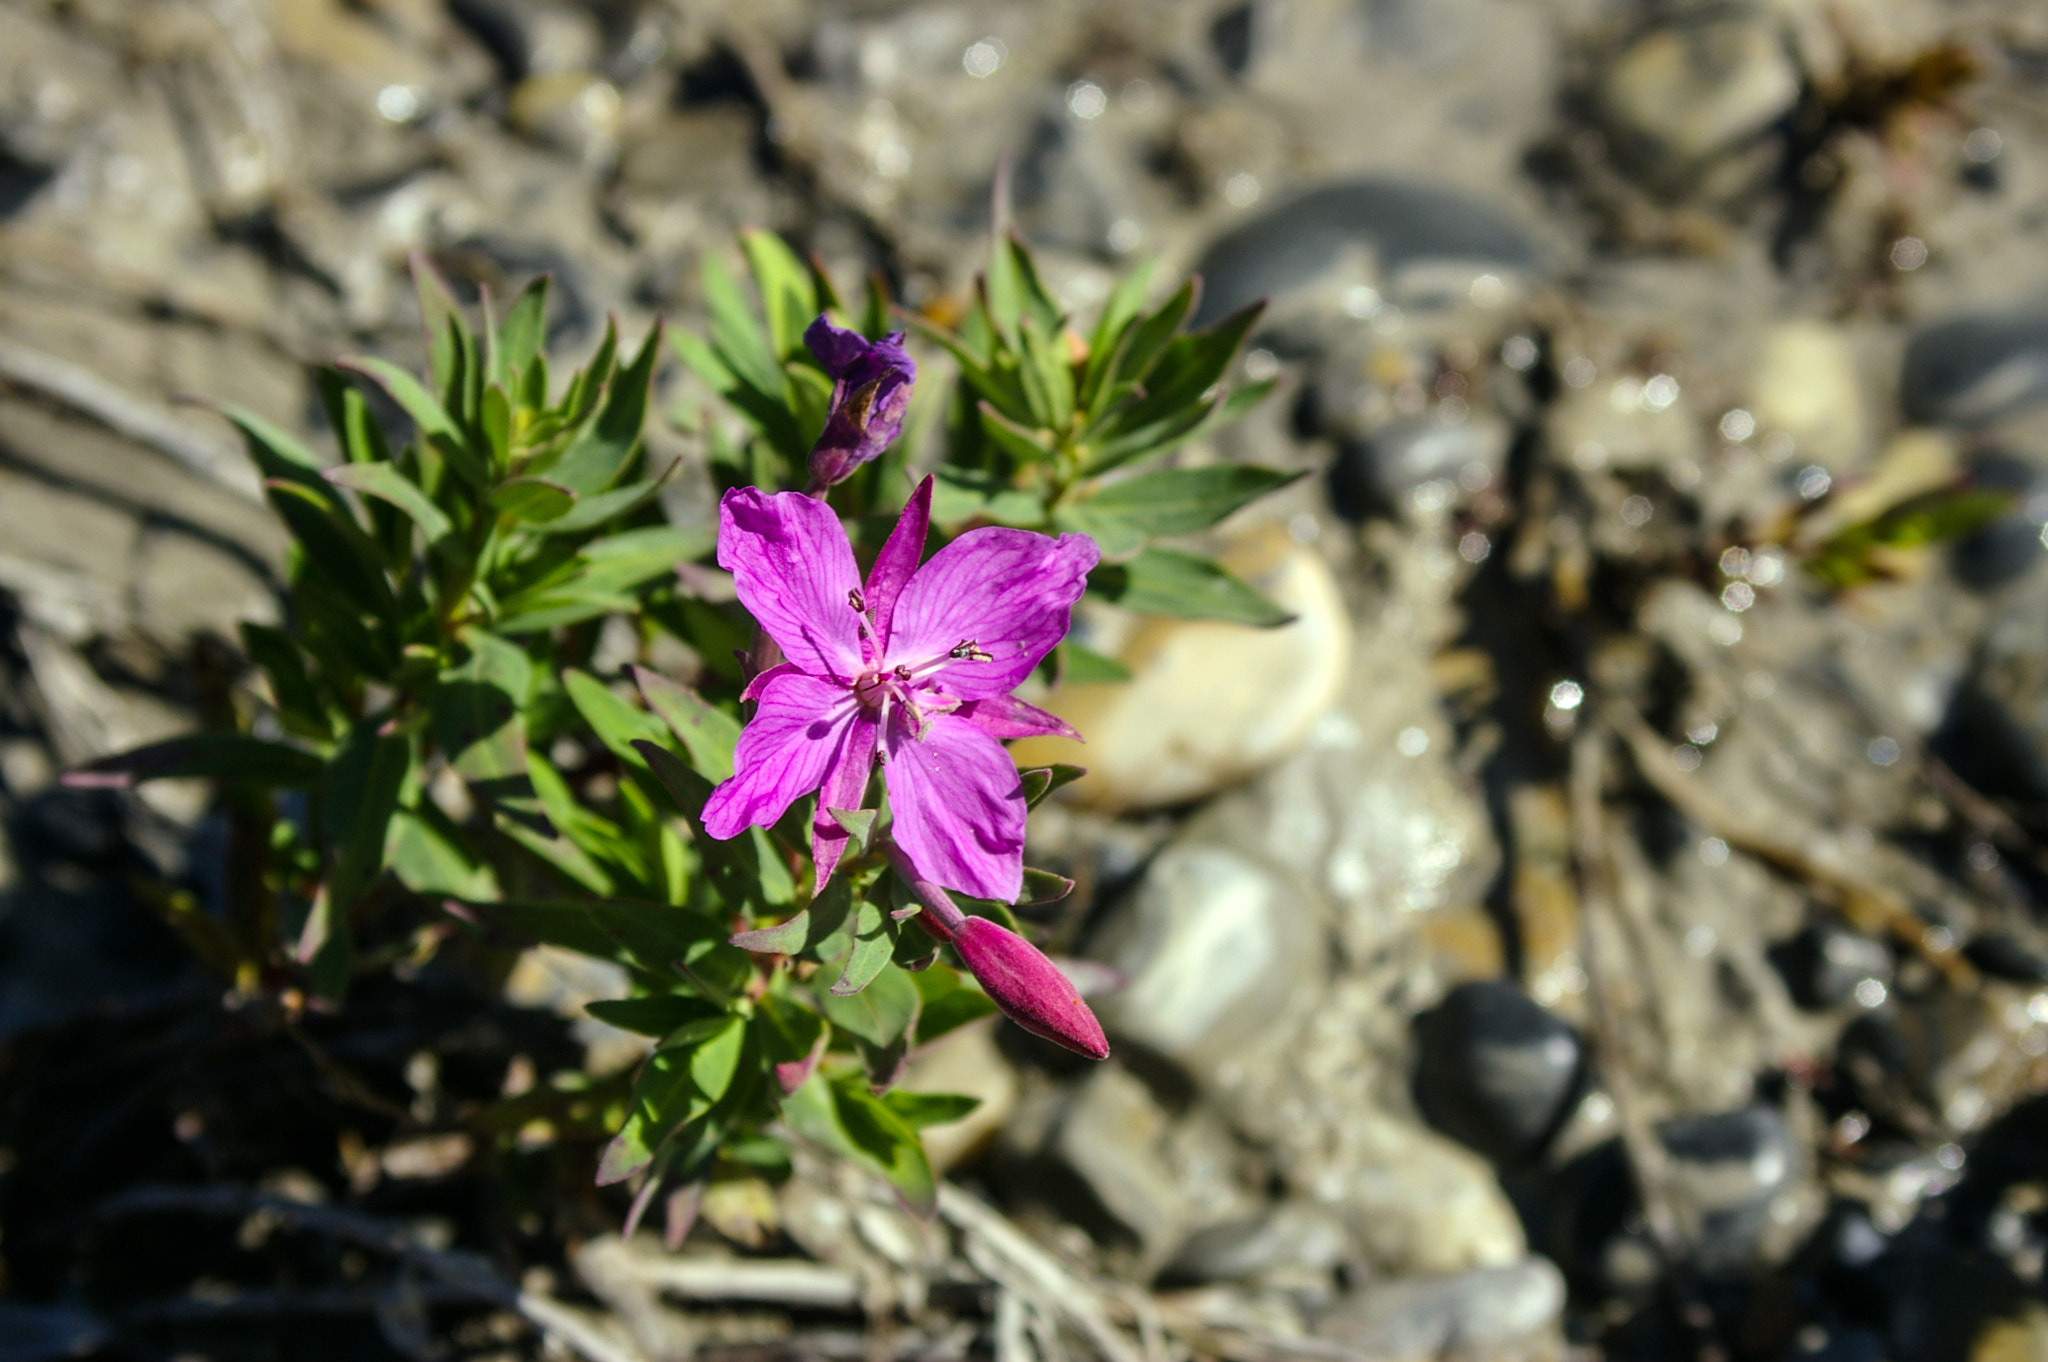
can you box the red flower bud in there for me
[951,917,1109,1060]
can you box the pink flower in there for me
[701,476,1098,901]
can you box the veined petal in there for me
[882,710,1025,902]
[740,661,799,704]
[810,708,879,894]
[864,475,931,653]
[953,693,1081,741]
[702,670,857,839]
[885,528,1099,699]
[717,487,864,681]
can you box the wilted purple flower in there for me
[804,316,915,493]
[701,475,1097,900]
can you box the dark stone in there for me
[0,1301,110,1361]
[1961,931,2048,984]
[1769,924,1891,1010]
[1901,308,2048,427]
[1210,3,1255,76]
[1189,179,1538,328]
[1951,452,2048,589]
[1413,980,1585,1167]
[1324,415,1508,521]
[1658,1105,1798,1277]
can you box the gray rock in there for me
[1596,12,1798,190]
[1902,306,2048,427]
[1412,980,1585,1167]
[1326,412,1514,521]
[1092,841,1328,1086]
[1658,1105,1800,1277]
[1952,451,2048,589]
[1770,924,1892,1011]
[1314,1258,1566,1361]
[1043,1065,1264,1273]
[1162,1199,1357,1288]
[1189,178,1538,329]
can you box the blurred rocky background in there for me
[7,0,2048,1359]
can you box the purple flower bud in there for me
[804,316,915,492]
[950,916,1110,1061]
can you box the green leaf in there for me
[564,670,669,778]
[1113,278,1199,388]
[1122,302,1264,434]
[585,995,720,1037]
[912,964,999,1045]
[586,897,726,977]
[881,1091,981,1129]
[1089,547,1293,626]
[432,628,532,782]
[481,383,513,472]
[782,1071,936,1216]
[633,741,797,910]
[741,228,819,361]
[496,812,615,895]
[386,807,495,898]
[495,275,551,389]
[599,1015,747,1185]
[213,401,333,502]
[702,252,786,405]
[1082,376,1279,476]
[322,720,410,911]
[671,330,807,465]
[1058,465,1303,555]
[826,807,877,856]
[323,462,453,544]
[632,667,740,781]
[1057,642,1131,683]
[1082,258,1157,403]
[340,356,462,446]
[830,895,895,996]
[1017,867,1075,906]
[240,622,332,741]
[541,474,666,535]
[1017,315,1076,431]
[411,254,468,402]
[818,961,918,1047]
[491,477,577,523]
[928,467,1046,528]
[269,480,398,621]
[450,897,615,958]
[1018,763,1089,807]
[551,321,663,495]
[976,401,1057,467]
[64,733,324,789]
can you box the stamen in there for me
[847,587,866,612]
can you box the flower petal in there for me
[803,315,875,376]
[717,487,864,681]
[882,711,1025,902]
[702,670,857,839]
[953,693,1081,741]
[810,707,878,894]
[864,475,931,653]
[884,528,1100,699]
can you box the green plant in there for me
[71,226,1301,1221]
